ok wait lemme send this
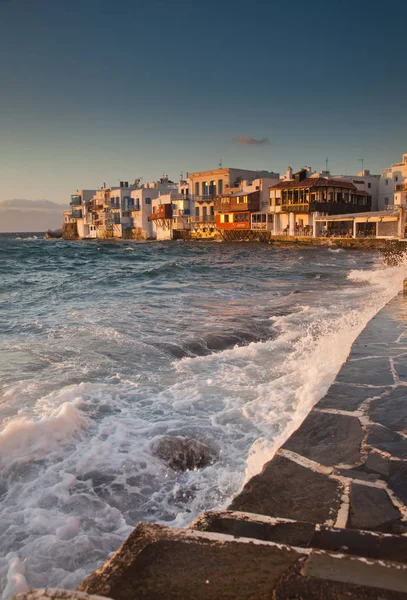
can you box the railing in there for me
[71,210,83,219]
[70,196,82,206]
[189,215,216,224]
[173,217,190,230]
[281,203,310,213]
[395,184,407,192]
[191,195,215,202]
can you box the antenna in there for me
[218,159,223,168]
[357,158,364,175]
[325,157,329,173]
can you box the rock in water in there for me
[151,435,217,471]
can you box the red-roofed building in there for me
[269,173,372,236]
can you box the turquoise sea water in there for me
[0,235,405,596]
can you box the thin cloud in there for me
[234,136,270,146]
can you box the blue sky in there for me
[0,0,406,203]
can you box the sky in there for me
[0,0,406,209]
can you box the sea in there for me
[0,234,406,597]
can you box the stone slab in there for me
[274,560,407,599]
[303,550,407,595]
[283,411,363,467]
[229,454,343,524]
[368,389,407,433]
[365,451,391,476]
[366,425,407,459]
[192,510,407,564]
[389,461,407,505]
[191,512,315,547]
[78,522,306,600]
[335,357,394,386]
[348,482,402,532]
[317,382,386,411]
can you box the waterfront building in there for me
[148,178,193,240]
[215,176,280,240]
[63,189,97,239]
[189,167,279,239]
[269,170,372,236]
[379,153,407,210]
[314,207,403,239]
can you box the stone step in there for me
[190,510,407,564]
[77,521,407,599]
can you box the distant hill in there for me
[0,199,68,232]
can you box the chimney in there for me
[286,166,292,180]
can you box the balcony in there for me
[71,209,83,219]
[395,184,407,192]
[189,215,215,224]
[70,195,82,206]
[191,195,215,203]
[173,217,190,230]
[148,204,173,221]
[280,201,371,214]
[215,191,260,213]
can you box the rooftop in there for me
[270,177,357,191]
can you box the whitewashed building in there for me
[379,153,407,210]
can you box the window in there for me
[218,179,223,194]
[368,183,371,188]
[395,176,399,182]
[145,197,151,204]
[385,197,389,205]
[386,180,388,185]
[195,182,199,196]
[224,214,229,223]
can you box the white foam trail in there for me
[245,261,407,479]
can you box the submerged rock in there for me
[151,435,217,471]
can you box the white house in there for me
[379,153,407,210]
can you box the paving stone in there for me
[366,424,407,458]
[348,482,402,532]
[337,468,379,482]
[393,360,407,382]
[78,521,306,600]
[302,550,407,595]
[193,511,407,564]
[368,389,407,433]
[283,412,363,467]
[229,454,342,524]
[274,559,407,599]
[317,382,385,411]
[389,461,407,505]
[365,452,391,477]
[191,512,316,546]
[335,357,394,386]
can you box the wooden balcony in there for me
[215,191,260,213]
[148,204,172,221]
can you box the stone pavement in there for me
[231,292,407,534]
